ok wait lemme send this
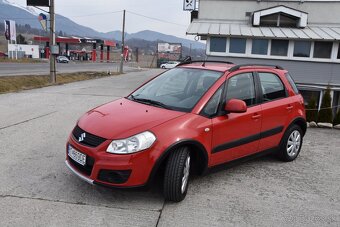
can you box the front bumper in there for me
[65,160,94,185]
[65,134,160,188]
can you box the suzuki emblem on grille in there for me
[78,133,86,142]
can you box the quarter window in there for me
[252,39,268,55]
[226,73,256,106]
[258,73,287,101]
[202,85,224,117]
[210,37,227,53]
[313,41,333,59]
[294,41,311,57]
[229,38,246,54]
[271,40,289,56]
[285,73,299,94]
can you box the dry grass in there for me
[0,71,119,94]
[0,58,46,63]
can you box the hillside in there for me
[0,0,204,49]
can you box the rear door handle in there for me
[252,114,261,120]
[286,105,293,110]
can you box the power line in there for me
[126,10,187,27]
[72,10,123,18]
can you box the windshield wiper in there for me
[129,95,172,110]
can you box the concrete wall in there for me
[199,0,340,24]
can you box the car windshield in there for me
[128,68,223,112]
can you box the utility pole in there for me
[50,0,56,83]
[119,9,126,74]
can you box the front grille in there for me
[69,154,95,176]
[72,125,106,147]
[98,170,132,184]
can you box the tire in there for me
[277,125,303,162]
[163,147,191,202]
[161,66,165,69]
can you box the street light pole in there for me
[50,0,56,83]
[119,9,126,74]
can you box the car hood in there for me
[77,98,187,139]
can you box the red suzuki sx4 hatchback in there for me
[66,61,306,202]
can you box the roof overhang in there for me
[187,20,340,41]
[253,5,308,28]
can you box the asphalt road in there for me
[0,62,138,76]
[0,69,339,226]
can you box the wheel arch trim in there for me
[146,139,209,186]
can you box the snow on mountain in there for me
[1,0,39,16]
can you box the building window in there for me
[294,41,311,58]
[260,13,299,28]
[210,37,226,53]
[337,45,340,59]
[251,39,268,55]
[229,38,246,54]
[299,90,321,106]
[271,39,289,56]
[313,41,333,59]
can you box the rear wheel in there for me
[277,125,303,162]
[163,147,190,202]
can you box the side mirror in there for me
[225,99,247,113]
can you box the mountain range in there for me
[0,0,204,49]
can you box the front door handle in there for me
[252,114,261,120]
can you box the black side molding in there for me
[212,126,284,154]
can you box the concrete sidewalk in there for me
[0,69,339,226]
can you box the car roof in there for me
[179,62,235,72]
[178,62,287,73]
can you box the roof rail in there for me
[177,60,234,67]
[229,64,284,72]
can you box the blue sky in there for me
[10,0,193,39]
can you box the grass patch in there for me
[0,71,119,94]
[0,58,46,64]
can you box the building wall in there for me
[8,44,40,59]
[207,54,340,86]
[199,0,340,24]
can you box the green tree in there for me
[16,34,27,44]
[317,87,333,123]
[306,96,318,122]
[333,109,340,125]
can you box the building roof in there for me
[187,20,340,40]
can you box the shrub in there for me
[305,96,318,122]
[317,87,333,123]
[334,109,340,125]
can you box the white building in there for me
[187,0,340,114]
[8,44,40,59]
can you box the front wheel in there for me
[277,125,303,162]
[163,147,190,202]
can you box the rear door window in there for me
[258,72,287,102]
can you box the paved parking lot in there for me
[0,69,339,226]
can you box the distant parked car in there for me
[160,61,180,69]
[57,56,69,63]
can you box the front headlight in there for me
[106,131,156,154]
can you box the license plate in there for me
[68,145,86,166]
